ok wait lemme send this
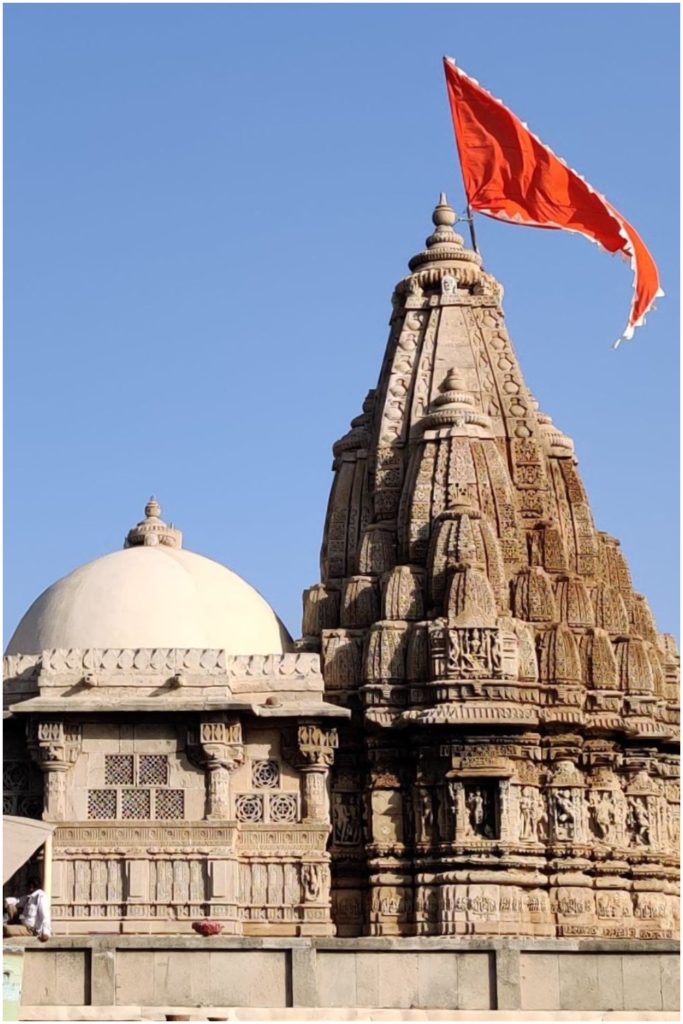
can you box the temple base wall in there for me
[8,935,679,1017]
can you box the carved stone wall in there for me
[4,713,338,936]
[305,196,680,940]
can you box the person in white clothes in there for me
[4,877,51,940]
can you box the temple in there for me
[305,195,679,941]
[4,196,679,1014]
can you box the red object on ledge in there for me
[192,919,224,936]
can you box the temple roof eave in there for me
[8,695,350,719]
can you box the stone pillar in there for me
[290,724,338,823]
[198,715,244,819]
[302,768,329,822]
[27,720,81,822]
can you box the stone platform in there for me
[7,935,679,1017]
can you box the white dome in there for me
[6,527,292,658]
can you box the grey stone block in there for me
[660,954,680,1011]
[377,952,418,1008]
[207,950,287,1007]
[90,949,116,1006]
[457,952,492,1010]
[291,945,318,1008]
[596,954,625,1011]
[21,951,55,1007]
[622,954,664,1011]
[316,951,357,1007]
[114,951,155,1005]
[558,953,599,1010]
[495,947,521,1010]
[355,952,380,1007]
[416,953,458,1010]
[520,952,560,1010]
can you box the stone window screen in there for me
[121,789,151,820]
[139,754,168,786]
[4,760,43,819]
[88,754,183,820]
[235,793,264,822]
[268,793,298,822]
[252,760,280,789]
[235,758,300,823]
[105,755,134,786]
[88,789,117,820]
[155,789,184,820]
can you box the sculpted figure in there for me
[551,788,576,840]
[628,797,651,846]
[590,791,614,841]
[519,786,539,841]
[415,787,433,843]
[667,803,680,847]
[610,788,628,845]
[301,864,322,901]
[332,792,361,845]
[466,786,494,838]
[441,274,457,295]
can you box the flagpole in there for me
[466,203,479,255]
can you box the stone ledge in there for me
[6,935,680,953]
[17,1006,681,1022]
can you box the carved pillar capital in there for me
[284,724,338,823]
[198,714,244,770]
[26,720,81,821]
[295,723,339,769]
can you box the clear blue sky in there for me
[5,3,679,644]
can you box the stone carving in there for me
[340,576,380,628]
[518,785,543,842]
[382,565,425,621]
[615,638,655,694]
[627,797,651,846]
[321,629,363,689]
[464,783,497,839]
[195,716,244,820]
[446,627,502,678]
[27,720,82,820]
[512,567,558,622]
[549,789,577,841]
[302,585,341,638]
[332,792,362,845]
[364,622,408,683]
[447,566,498,626]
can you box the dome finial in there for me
[124,497,182,550]
[145,496,161,520]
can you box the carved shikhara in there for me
[313,197,679,940]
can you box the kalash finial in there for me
[408,194,482,274]
[433,193,457,229]
[426,193,463,248]
[124,497,182,550]
[145,496,161,519]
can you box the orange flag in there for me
[443,57,662,345]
